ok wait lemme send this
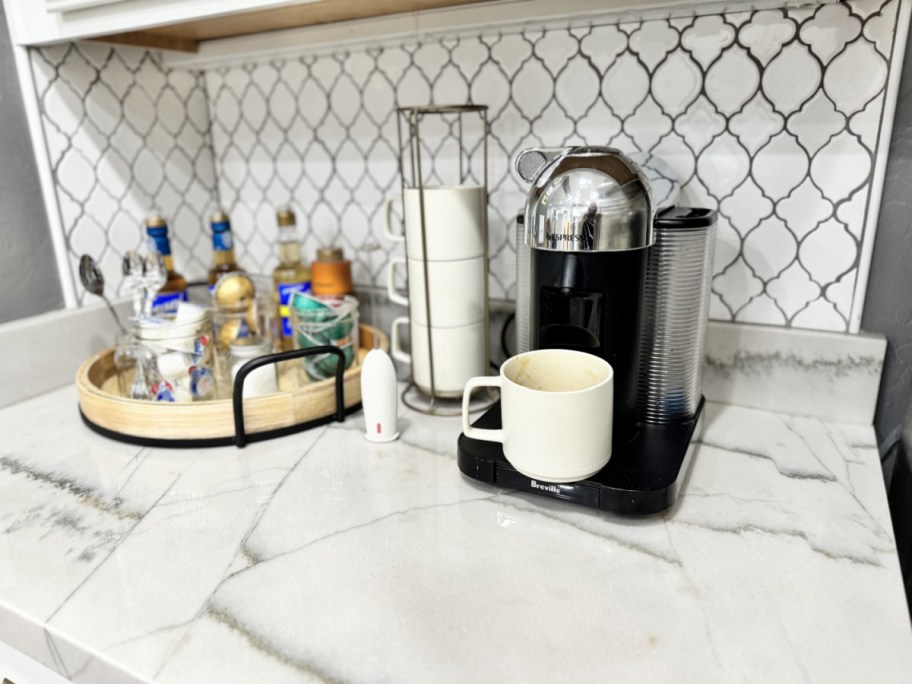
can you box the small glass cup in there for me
[114,334,138,397]
[114,333,159,401]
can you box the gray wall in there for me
[863,34,912,446]
[0,4,63,324]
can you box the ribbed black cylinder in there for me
[638,208,717,423]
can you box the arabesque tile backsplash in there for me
[31,0,905,332]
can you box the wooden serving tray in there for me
[76,324,387,447]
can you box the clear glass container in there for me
[229,336,279,398]
[212,291,279,398]
[289,294,359,381]
[132,312,217,402]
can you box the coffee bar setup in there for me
[2,0,912,682]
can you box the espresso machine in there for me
[457,146,717,515]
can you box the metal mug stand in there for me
[394,104,496,417]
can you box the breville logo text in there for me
[531,480,561,495]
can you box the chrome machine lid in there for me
[521,146,655,252]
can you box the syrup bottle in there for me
[272,207,311,349]
[144,213,188,316]
[207,210,245,291]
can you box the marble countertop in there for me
[1,384,911,683]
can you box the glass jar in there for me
[213,291,278,398]
[229,336,279,398]
[132,312,217,402]
[114,333,157,400]
[289,294,359,381]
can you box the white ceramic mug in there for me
[384,185,486,261]
[391,316,486,397]
[462,349,614,483]
[386,256,486,328]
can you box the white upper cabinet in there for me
[2,0,498,51]
[4,0,837,55]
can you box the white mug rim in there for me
[499,349,613,396]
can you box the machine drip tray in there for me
[457,399,704,515]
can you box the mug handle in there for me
[462,376,503,443]
[390,316,410,365]
[386,257,408,307]
[384,196,404,242]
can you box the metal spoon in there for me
[79,255,127,334]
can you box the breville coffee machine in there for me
[457,146,717,515]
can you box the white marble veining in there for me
[0,385,910,683]
[704,320,886,425]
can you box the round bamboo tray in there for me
[76,324,388,448]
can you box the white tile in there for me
[788,90,846,155]
[720,177,771,234]
[739,10,797,65]
[776,177,833,239]
[628,19,677,70]
[652,49,701,116]
[56,149,96,202]
[864,0,898,56]
[728,92,784,155]
[33,0,906,335]
[706,46,759,115]
[752,131,807,200]
[810,131,872,200]
[681,15,735,68]
[602,53,649,117]
[801,3,862,63]
[42,80,85,137]
[712,256,763,314]
[743,216,797,281]
[697,132,750,199]
[762,43,822,115]
[824,39,889,114]
[767,261,821,318]
[800,218,858,286]
[792,297,849,331]
[674,94,725,152]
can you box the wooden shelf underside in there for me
[93,0,495,53]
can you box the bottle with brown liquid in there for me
[145,214,188,316]
[207,210,245,291]
[272,207,311,348]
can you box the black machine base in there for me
[457,398,704,515]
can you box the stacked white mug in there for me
[386,185,488,398]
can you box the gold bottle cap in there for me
[277,207,296,226]
[145,213,167,228]
[316,247,344,262]
[213,272,256,312]
[211,209,230,224]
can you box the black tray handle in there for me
[232,346,346,448]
